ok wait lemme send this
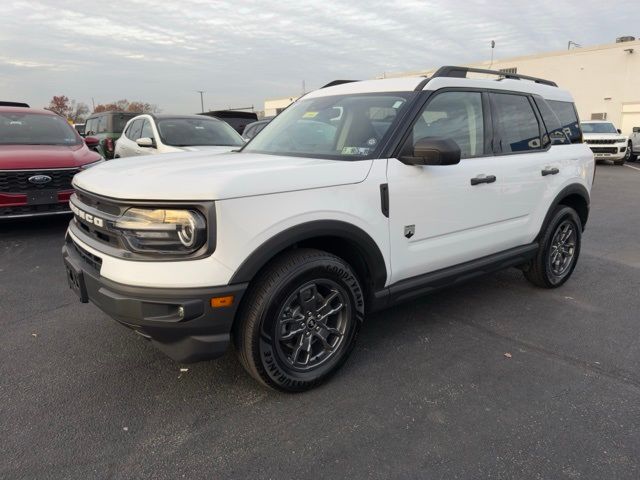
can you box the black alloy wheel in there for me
[234,248,364,392]
[524,205,582,288]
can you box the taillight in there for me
[105,138,114,152]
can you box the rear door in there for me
[117,119,143,157]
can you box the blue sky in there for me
[1,0,638,114]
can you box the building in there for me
[264,96,298,117]
[385,37,640,135]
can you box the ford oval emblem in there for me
[28,175,52,185]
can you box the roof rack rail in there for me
[321,80,359,89]
[430,66,558,87]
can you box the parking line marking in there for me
[624,164,640,172]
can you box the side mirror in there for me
[633,127,640,133]
[617,129,622,134]
[84,136,99,148]
[400,137,461,166]
[136,137,155,148]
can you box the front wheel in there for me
[524,206,582,288]
[234,248,364,392]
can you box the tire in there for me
[524,206,582,288]
[629,143,637,162]
[234,248,364,392]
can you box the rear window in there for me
[113,114,135,133]
[492,93,541,153]
[547,100,582,143]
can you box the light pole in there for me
[489,40,495,69]
[196,90,205,113]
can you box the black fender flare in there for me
[229,220,388,290]
[538,183,590,239]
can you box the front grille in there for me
[0,169,79,193]
[0,202,70,217]
[590,147,618,154]
[585,139,618,145]
[70,236,103,271]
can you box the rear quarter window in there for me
[546,100,582,144]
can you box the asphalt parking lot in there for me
[1,164,639,480]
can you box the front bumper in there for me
[62,235,247,363]
[589,146,627,160]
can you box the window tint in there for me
[548,100,582,143]
[407,91,484,159]
[243,125,255,139]
[128,119,143,140]
[534,98,570,146]
[140,119,154,139]
[492,94,541,153]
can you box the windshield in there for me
[243,93,414,160]
[0,112,80,146]
[580,122,617,134]
[157,117,244,147]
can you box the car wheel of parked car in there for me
[524,206,582,289]
[234,248,364,392]
[629,142,637,162]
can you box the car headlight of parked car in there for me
[114,208,207,254]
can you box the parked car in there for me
[114,114,245,158]
[628,126,640,161]
[0,106,102,219]
[199,110,258,134]
[581,120,631,165]
[63,66,594,392]
[84,111,137,159]
[73,123,85,136]
[242,118,273,141]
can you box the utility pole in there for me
[489,40,495,68]
[196,90,205,113]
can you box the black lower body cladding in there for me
[62,236,247,363]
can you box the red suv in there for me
[0,106,103,219]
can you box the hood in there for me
[73,151,373,201]
[0,144,101,170]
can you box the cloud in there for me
[0,0,638,113]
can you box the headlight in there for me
[114,208,206,254]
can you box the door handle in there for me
[470,175,497,186]
[541,167,559,176]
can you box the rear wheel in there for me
[234,248,364,392]
[524,206,582,288]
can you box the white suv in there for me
[580,120,631,165]
[62,67,594,392]
[114,114,244,158]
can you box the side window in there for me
[406,91,484,159]
[140,119,154,139]
[86,118,97,135]
[534,98,570,146]
[492,94,541,153]
[96,115,107,134]
[243,125,255,139]
[547,100,582,144]
[128,119,143,140]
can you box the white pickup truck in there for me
[630,126,640,161]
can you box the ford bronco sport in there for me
[62,67,594,392]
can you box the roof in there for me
[0,106,57,115]
[305,69,572,102]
